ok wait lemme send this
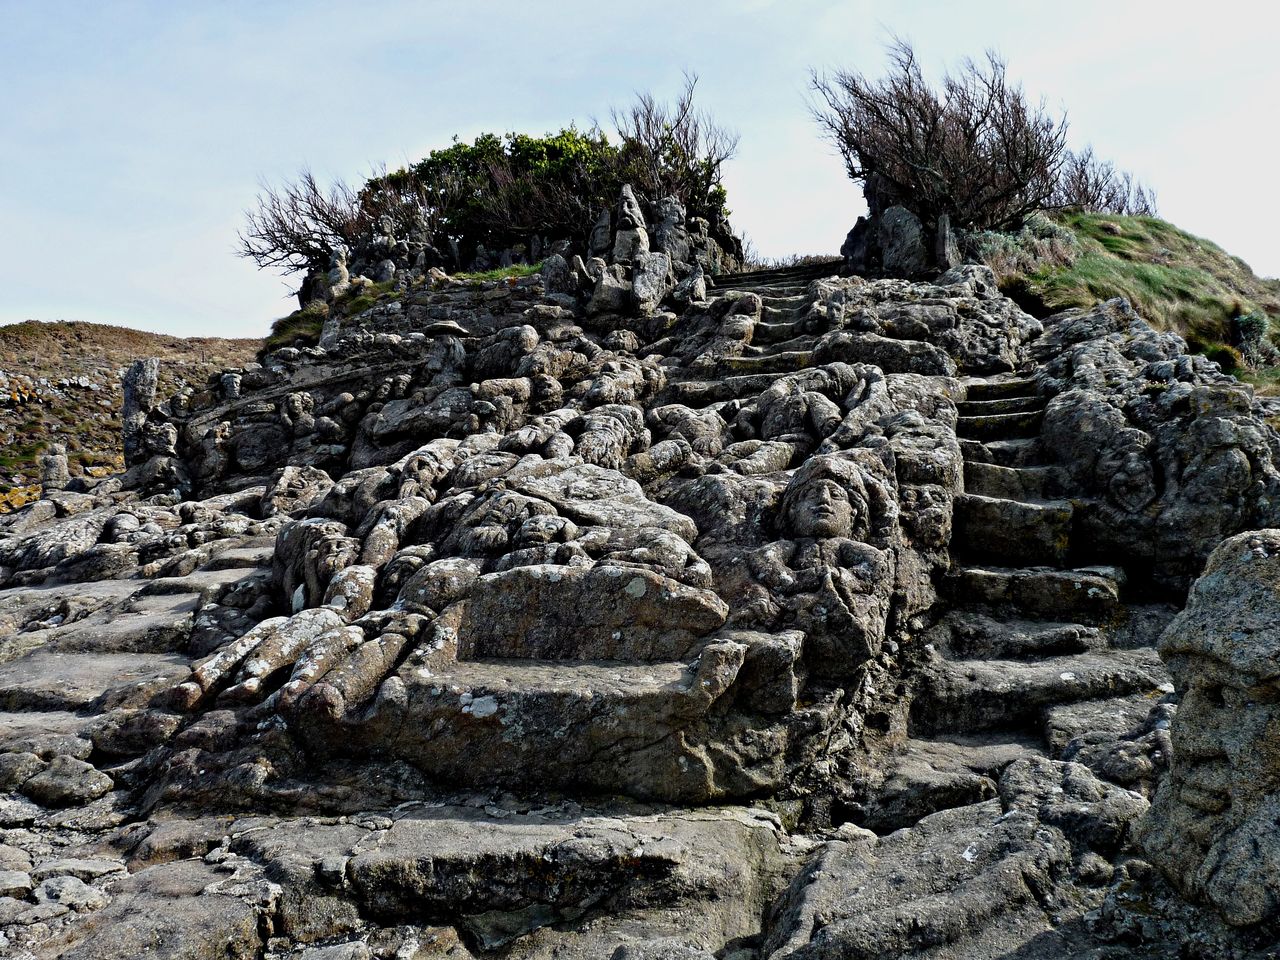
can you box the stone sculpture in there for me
[1144,528,1280,927]
[2,213,1280,956]
[734,453,896,677]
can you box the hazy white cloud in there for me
[1,0,1276,338]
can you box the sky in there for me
[2,0,1277,339]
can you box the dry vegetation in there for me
[0,321,259,506]
[975,212,1280,389]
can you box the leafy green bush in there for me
[375,126,622,263]
[241,80,736,279]
[1237,310,1270,343]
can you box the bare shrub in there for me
[238,169,366,274]
[811,40,1069,232]
[612,72,739,220]
[239,164,455,277]
[1052,146,1158,216]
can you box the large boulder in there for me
[121,358,160,467]
[877,205,929,278]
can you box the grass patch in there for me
[264,300,329,353]
[262,280,404,356]
[983,212,1280,349]
[1240,365,1280,397]
[454,262,542,282]
[0,440,47,472]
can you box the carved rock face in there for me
[780,454,873,541]
[787,478,857,539]
[1145,529,1280,926]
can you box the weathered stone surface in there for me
[1144,529,1280,927]
[121,358,160,468]
[632,251,672,311]
[877,205,928,278]
[3,244,1280,956]
[39,444,70,494]
[1036,298,1280,587]
[21,755,113,807]
[764,759,1145,959]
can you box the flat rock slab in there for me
[201,541,276,571]
[32,859,264,960]
[0,651,191,711]
[912,647,1168,737]
[235,803,786,951]
[861,734,1045,832]
[0,710,87,745]
[39,592,200,654]
[143,566,266,599]
[1044,692,1165,755]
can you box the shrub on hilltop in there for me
[239,76,737,280]
[810,40,1156,233]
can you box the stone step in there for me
[725,285,811,298]
[959,437,1046,468]
[963,461,1063,501]
[759,304,807,323]
[714,350,815,376]
[962,377,1039,401]
[952,494,1072,566]
[935,613,1105,660]
[203,542,275,571]
[1043,691,1171,758]
[942,564,1125,625]
[753,321,815,346]
[909,647,1167,738]
[957,409,1044,442]
[758,294,809,308]
[315,637,803,798]
[711,263,839,289]
[855,734,1045,833]
[957,395,1045,417]
[0,651,192,712]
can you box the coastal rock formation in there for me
[1143,529,1280,927]
[1,243,1279,956]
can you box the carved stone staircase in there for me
[858,372,1172,832]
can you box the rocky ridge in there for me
[0,321,259,510]
[1,214,1279,957]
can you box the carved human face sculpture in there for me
[787,477,857,539]
[1106,449,1157,513]
[1166,654,1280,839]
[1146,531,1280,926]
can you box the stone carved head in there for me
[781,455,871,540]
[1145,529,1280,926]
[1099,429,1157,513]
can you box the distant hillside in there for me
[976,212,1280,389]
[0,320,259,510]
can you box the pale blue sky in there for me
[2,1,1276,338]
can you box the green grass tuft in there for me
[986,212,1280,349]
[264,300,329,353]
[454,263,542,282]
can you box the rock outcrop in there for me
[1,251,1278,957]
[0,322,258,508]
